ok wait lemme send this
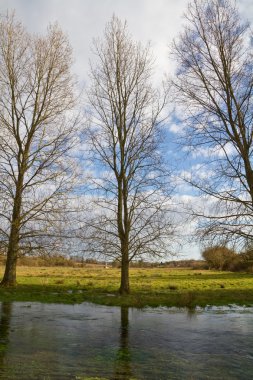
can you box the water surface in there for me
[0,302,253,379]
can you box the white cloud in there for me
[188,143,237,160]
[169,123,182,134]
[0,0,189,87]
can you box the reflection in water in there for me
[0,303,12,367]
[114,307,132,379]
[186,306,197,320]
[1,302,253,379]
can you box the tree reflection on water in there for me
[113,306,133,379]
[0,303,12,367]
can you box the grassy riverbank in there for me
[0,266,253,307]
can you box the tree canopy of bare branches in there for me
[0,14,77,286]
[86,16,174,294]
[172,0,253,248]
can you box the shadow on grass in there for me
[0,282,253,308]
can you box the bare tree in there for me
[86,16,175,294]
[0,14,77,286]
[171,0,253,248]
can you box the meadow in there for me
[1,266,253,308]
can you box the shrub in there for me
[202,246,237,270]
[168,285,178,290]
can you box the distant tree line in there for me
[202,245,253,272]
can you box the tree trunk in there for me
[1,231,19,287]
[119,247,130,294]
[1,179,23,287]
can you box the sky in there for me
[0,0,190,86]
[0,0,252,260]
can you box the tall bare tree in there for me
[86,16,174,294]
[0,14,77,286]
[172,0,253,247]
